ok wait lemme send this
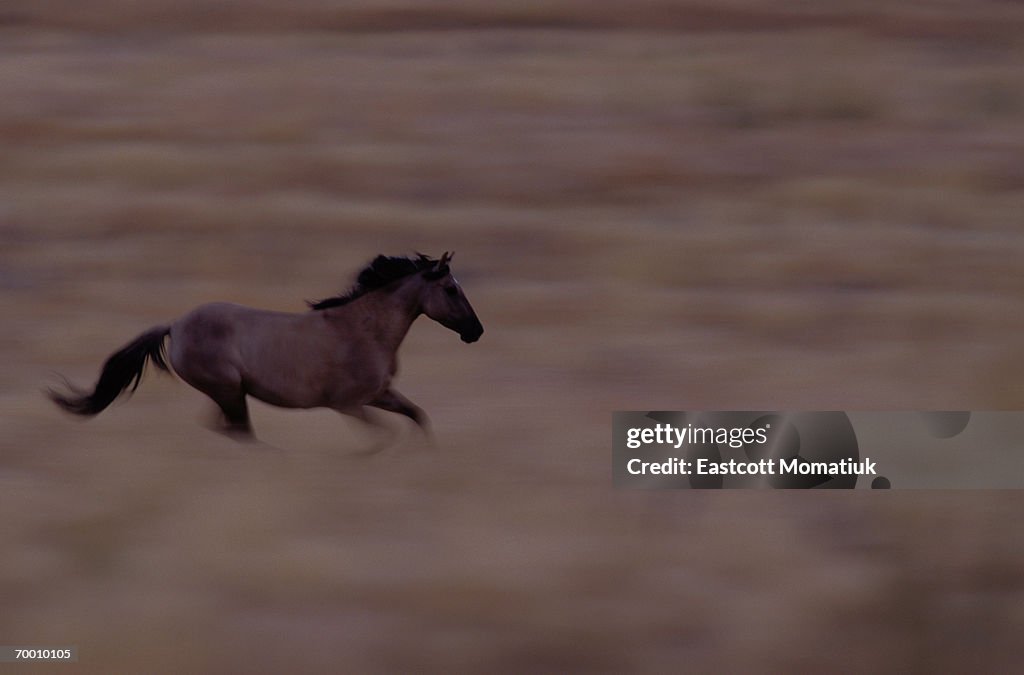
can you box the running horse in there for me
[49,252,483,444]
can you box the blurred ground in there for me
[2,1,1024,672]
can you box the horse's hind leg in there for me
[207,390,254,441]
[169,328,254,441]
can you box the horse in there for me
[49,252,483,446]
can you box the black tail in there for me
[49,325,172,416]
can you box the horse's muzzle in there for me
[460,325,483,343]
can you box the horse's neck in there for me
[341,283,421,353]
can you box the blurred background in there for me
[2,1,1024,672]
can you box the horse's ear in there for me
[423,251,452,280]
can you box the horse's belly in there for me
[244,372,384,410]
[243,380,319,409]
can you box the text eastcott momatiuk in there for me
[627,457,877,477]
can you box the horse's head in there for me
[420,252,484,343]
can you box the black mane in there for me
[308,253,443,310]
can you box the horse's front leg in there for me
[368,387,431,434]
[334,405,398,456]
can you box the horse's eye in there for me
[445,286,458,297]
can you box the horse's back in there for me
[176,301,293,328]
